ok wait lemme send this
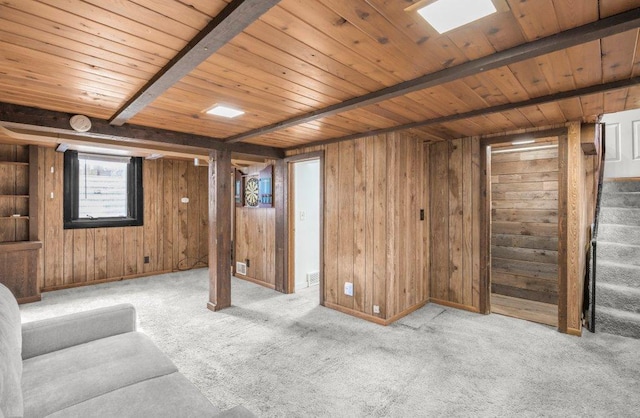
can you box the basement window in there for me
[63,151,143,229]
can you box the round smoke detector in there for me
[69,114,92,132]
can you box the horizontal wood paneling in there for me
[288,132,428,322]
[490,143,559,309]
[38,147,208,291]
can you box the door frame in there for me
[283,151,325,304]
[479,127,568,331]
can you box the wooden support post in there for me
[207,149,232,311]
[274,159,287,293]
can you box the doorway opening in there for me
[287,154,323,303]
[486,135,561,327]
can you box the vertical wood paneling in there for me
[429,137,482,312]
[162,160,174,271]
[73,229,86,283]
[291,132,428,323]
[324,142,340,305]
[462,138,473,307]
[364,135,375,315]
[43,148,63,287]
[337,140,355,310]
[106,227,124,279]
[471,138,481,309]
[177,160,188,267]
[430,141,449,302]
[353,138,366,312]
[372,135,387,318]
[385,134,397,317]
[35,147,209,291]
[422,141,430,304]
[448,139,463,304]
[234,207,276,287]
[94,228,107,280]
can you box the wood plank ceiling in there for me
[1,0,639,150]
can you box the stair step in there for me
[602,180,640,193]
[595,306,640,339]
[596,282,640,314]
[597,224,640,246]
[596,260,640,288]
[599,207,640,226]
[597,242,640,266]
[600,192,640,208]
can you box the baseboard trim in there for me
[42,269,175,292]
[324,302,387,325]
[430,298,480,313]
[234,274,276,290]
[17,295,41,304]
[324,300,429,326]
[567,327,582,337]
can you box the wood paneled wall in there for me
[429,137,482,312]
[490,143,559,305]
[234,207,276,288]
[289,132,429,324]
[564,122,599,335]
[37,147,208,291]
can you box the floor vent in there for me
[307,271,319,286]
[236,262,247,276]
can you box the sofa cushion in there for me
[0,283,23,418]
[46,372,220,418]
[22,332,177,418]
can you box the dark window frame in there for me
[63,150,143,229]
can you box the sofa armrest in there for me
[21,303,137,360]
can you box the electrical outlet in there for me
[373,305,380,314]
[144,256,150,264]
[245,258,250,268]
[300,210,306,221]
[344,282,353,296]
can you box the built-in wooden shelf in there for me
[0,143,40,302]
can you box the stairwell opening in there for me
[594,109,640,338]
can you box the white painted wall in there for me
[294,160,320,290]
[602,108,640,178]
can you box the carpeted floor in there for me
[20,269,640,417]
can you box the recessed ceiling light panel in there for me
[206,105,245,118]
[418,0,497,34]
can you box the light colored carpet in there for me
[20,269,640,417]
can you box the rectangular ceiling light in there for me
[206,105,245,118]
[417,0,497,34]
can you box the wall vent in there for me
[307,271,320,287]
[236,262,247,276]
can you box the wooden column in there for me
[207,149,231,311]
[273,159,287,293]
[557,132,569,333]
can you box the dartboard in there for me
[244,177,259,207]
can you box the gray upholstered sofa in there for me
[0,283,253,418]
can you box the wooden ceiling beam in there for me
[226,8,640,144]
[109,0,280,126]
[286,77,640,150]
[0,102,284,158]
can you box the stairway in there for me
[595,180,640,339]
